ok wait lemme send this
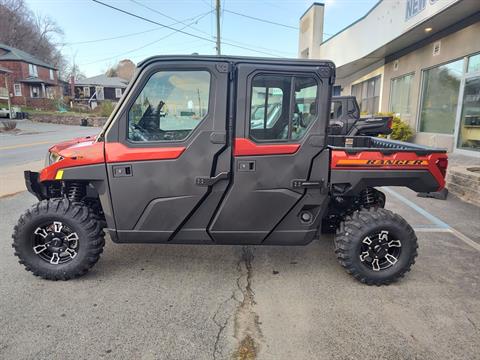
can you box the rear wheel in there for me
[12,199,105,280]
[334,208,417,285]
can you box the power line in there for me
[202,1,332,36]
[129,0,208,32]
[79,12,212,66]
[65,12,212,46]
[223,9,298,30]
[129,0,293,57]
[65,28,162,45]
[91,0,282,57]
[129,0,213,39]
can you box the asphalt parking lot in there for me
[1,121,479,359]
[1,186,479,360]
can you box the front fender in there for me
[24,171,47,200]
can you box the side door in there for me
[104,60,230,243]
[209,63,333,245]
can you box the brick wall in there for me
[0,60,60,107]
[0,61,26,106]
[447,167,480,207]
[26,98,56,110]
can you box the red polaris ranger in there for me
[13,56,448,285]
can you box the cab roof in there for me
[138,54,335,71]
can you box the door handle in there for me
[112,165,132,177]
[195,172,230,186]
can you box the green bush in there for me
[96,101,115,117]
[377,112,414,142]
[389,116,414,141]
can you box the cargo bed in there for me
[328,135,447,155]
[328,136,448,194]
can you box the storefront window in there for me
[351,75,381,114]
[457,77,480,152]
[467,53,480,74]
[389,73,413,116]
[419,59,463,134]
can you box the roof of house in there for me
[19,77,56,85]
[75,74,128,88]
[0,43,56,69]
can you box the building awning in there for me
[19,78,57,85]
[336,1,480,79]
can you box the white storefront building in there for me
[299,0,480,156]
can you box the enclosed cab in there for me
[14,56,447,285]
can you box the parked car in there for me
[0,106,26,119]
[329,96,393,136]
[13,56,447,285]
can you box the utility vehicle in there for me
[13,56,448,285]
[329,96,393,137]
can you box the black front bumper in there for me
[24,171,46,200]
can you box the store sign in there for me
[405,0,427,20]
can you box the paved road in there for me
[1,188,479,360]
[0,120,99,167]
[0,121,99,196]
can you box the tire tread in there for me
[12,198,105,281]
[334,207,418,286]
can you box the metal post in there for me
[215,0,221,55]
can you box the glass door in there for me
[457,77,480,152]
[456,54,480,153]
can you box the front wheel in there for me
[12,199,105,280]
[334,208,418,285]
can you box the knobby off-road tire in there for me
[12,199,105,280]
[334,208,418,285]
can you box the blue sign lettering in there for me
[405,0,427,20]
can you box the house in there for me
[0,43,60,109]
[74,74,128,108]
[0,65,12,117]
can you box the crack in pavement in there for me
[232,247,263,360]
[212,292,239,360]
[211,247,264,360]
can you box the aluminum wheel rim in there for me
[31,221,79,265]
[359,230,402,271]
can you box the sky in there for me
[25,0,379,77]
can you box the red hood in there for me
[40,135,105,182]
[49,135,97,154]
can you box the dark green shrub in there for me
[96,101,115,117]
[389,116,414,141]
[377,112,414,142]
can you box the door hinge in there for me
[195,172,230,186]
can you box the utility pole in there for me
[215,0,221,55]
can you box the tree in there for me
[0,0,66,74]
[105,59,135,80]
[63,55,86,82]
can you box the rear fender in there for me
[330,150,448,194]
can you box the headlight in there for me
[45,151,63,166]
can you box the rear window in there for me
[249,74,318,142]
